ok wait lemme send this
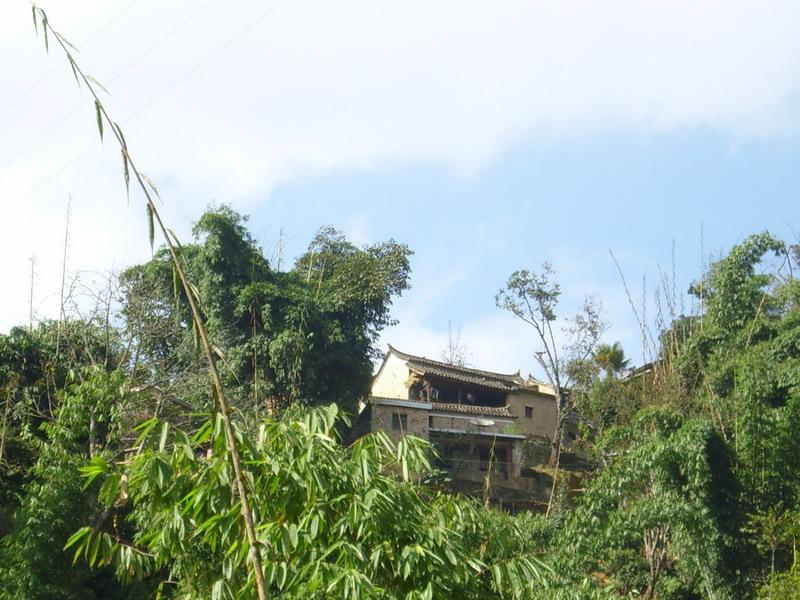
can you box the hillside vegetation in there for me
[2,9,798,597]
[1,208,799,599]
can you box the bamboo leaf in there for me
[491,563,503,590]
[158,421,169,452]
[32,6,38,35]
[64,526,91,551]
[121,149,130,203]
[140,173,162,202]
[56,32,79,52]
[79,455,109,489]
[178,432,195,462]
[277,562,288,590]
[114,121,127,148]
[65,527,92,565]
[67,55,80,87]
[42,16,49,52]
[86,74,110,95]
[94,100,103,142]
[186,280,201,303]
[119,473,129,502]
[87,530,101,566]
[172,263,180,316]
[146,202,154,252]
[167,228,184,250]
[99,473,120,507]
[133,416,158,448]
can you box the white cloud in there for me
[1,0,799,333]
[378,245,679,377]
[341,215,371,247]
[379,313,529,374]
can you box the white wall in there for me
[370,352,411,399]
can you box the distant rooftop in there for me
[387,345,552,394]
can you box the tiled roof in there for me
[431,402,515,418]
[388,345,529,392]
[369,396,515,418]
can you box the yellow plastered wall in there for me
[506,391,558,439]
[370,352,412,399]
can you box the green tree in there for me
[69,405,558,599]
[0,321,123,538]
[560,408,742,599]
[120,206,412,415]
[0,369,155,600]
[594,342,629,379]
[496,264,605,468]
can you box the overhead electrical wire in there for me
[16,0,287,201]
[0,0,142,119]
[0,0,220,172]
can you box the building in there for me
[351,345,583,508]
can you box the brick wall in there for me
[371,403,429,440]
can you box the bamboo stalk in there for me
[32,8,268,598]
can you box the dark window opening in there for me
[476,446,491,472]
[525,406,533,419]
[477,446,509,479]
[391,412,407,431]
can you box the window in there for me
[476,446,492,472]
[525,406,533,419]
[391,412,407,431]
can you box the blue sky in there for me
[247,128,800,371]
[1,0,799,376]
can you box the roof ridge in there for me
[388,345,521,381]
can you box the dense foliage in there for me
[3,218,800,598]
[120,206,412,415]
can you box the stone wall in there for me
[370,402,429,440]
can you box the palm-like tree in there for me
[594,341,629,378]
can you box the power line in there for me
[105,0,221,90]
[0,0,220,172]
[18,0,287,201]
[0,0,142,120]
[0,102,88,171]
[124,0,286,122]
